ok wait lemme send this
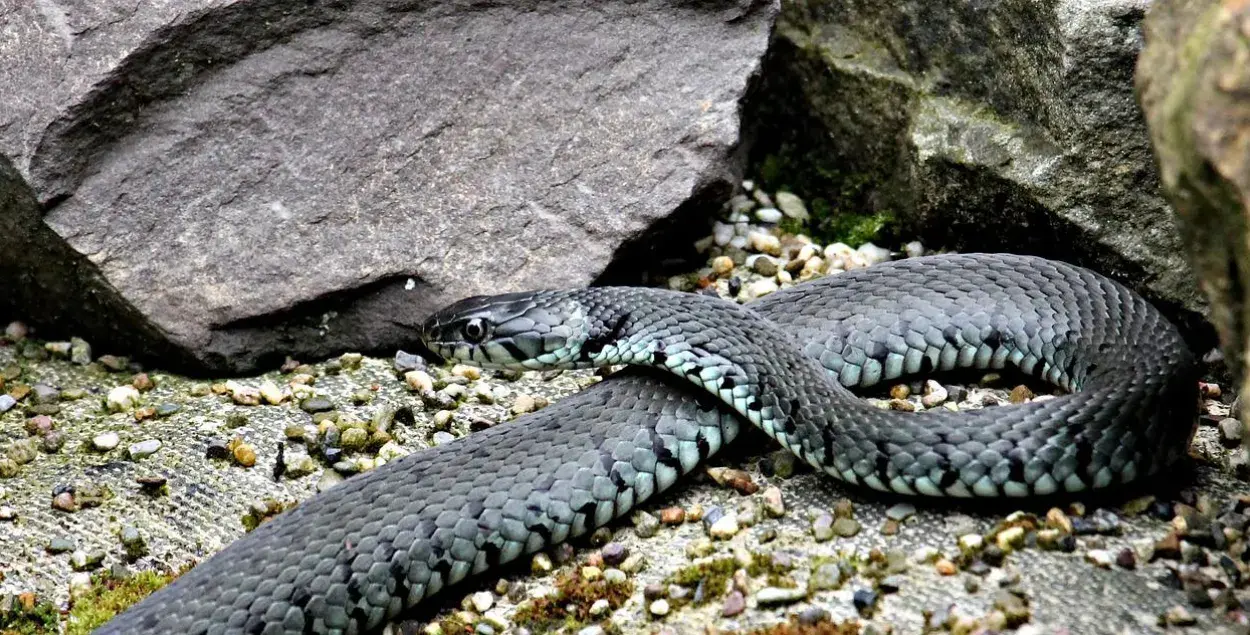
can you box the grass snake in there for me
[97,253,1197,634]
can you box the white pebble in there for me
[774,191,810,220]
[728,235,748,249]
[748,232,782,256]
[693,235,715,253]
[711,256,735,276]
[405,370,434,393]
[921,380,949,407]
[377,441,411,461]
[1085,549,1114,569]
[709,513,740,539]
[648,599,670,616]
[800,257,825,280]
[713,222,735,246]
[741,179,755,192]
[904,240,925,258]
[106,385,141,412]
[589,598,611,617]
[92,432,120,451]
[794,244,817,263]
[259,380,287,405]
[471,590,494,612]
[755,207,783,223]
[729,194,755,214]
[857,242,892,265]
[744,279,780,300]
[451,364,481,380]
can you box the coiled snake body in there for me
[98,253,1196,634]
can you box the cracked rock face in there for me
[0,0,775,373]
[742,0,1206,336]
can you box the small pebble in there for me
[601,542,628,566]
[996,526,1025,551]
[1161,605,1197,626]
[131,373,155,392]
[711,256,735,276]
[1116,548,1137,569]
[812,513,834,541]
[810,562,845,590]
[92,432,121,452]
[649,599,670,616]
[1220,418,1243,447]
[935,559,958,576]
[300,396,334,413]
[393,350,427,372]
[155,402,181,417]
[921,380,948,407]
[755,207,783,223]
[589,598,611,618]
[751,256,779,277]
[885,503,916,522]
[510,394,539,415]
[761,486,785,517]
[722,590,746,616]
[106,385,141,412]
[1085,549,1114,568]
[659,507,686,525]
[47,536,75,553]
[451,364,481,380]
[633,511,660,538]
[708,513,740,539]
[853,588,878,614]
[833,517,861,537]
[0,505,15,521]
[70,549,106,571]
[470,591,493,612]
[120,526,147,559]
[619,554,645,573]
[530,553,552,574]
[127,439,162,460]
[756,586,806,605]
[0,395,15,413]
[232,443,257,467]
[432,431,456,446]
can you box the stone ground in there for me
[1,197,1248,634]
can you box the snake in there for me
[97,252,1197,634]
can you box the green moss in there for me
[0,593,60,635]
[241,498,299,532]
[667,557,738,605]
[65,569,188,635]
[756,151,897,247]
[437,612,473,635]
[512,569,632,632]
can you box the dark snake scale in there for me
[98,253,1197,634]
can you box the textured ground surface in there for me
[0,299,1245,634]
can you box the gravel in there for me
[0,182,1244,635]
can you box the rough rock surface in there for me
[741,0,1206,334]
[0,0,775,374]
[1137,0,1250,421]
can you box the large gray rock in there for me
[1137,0,1250,423]
[741,0,1207,335]
[0,0,775,373]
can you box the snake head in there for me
[420,291,593,370]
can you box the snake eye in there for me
[462,318,488,343]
